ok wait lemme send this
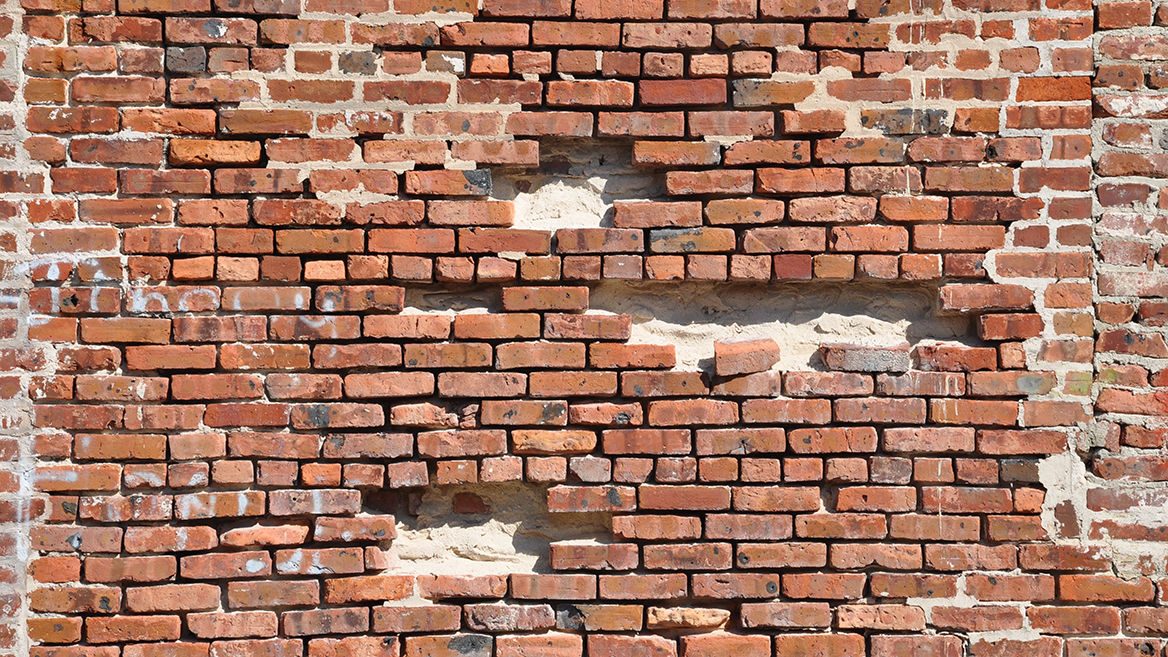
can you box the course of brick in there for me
[3,0,1165,653]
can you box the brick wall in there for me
[2,0,1164,653]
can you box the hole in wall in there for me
[591,280,973,371]
[492,138,662,231]
[384,482,609,576]
[401,280,973,372]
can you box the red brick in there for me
[713,338,780,376]
[679,634,768,657]
[480,401,565,429]
[1059,574,1155,602]
[1067,640,1162,657]
[220,109,313,135]
[640,485,730,510]
[544,80,633,107]
[1124,607,1168,634]
[871,636,962,657]
[453,310,539,336]
[890,515,980,541]
[86,616,181,643]
[647,400,738,426]
[548,485,637,513]
[632,142,721,168]
[969,638,1063,657]
[782,574,866,600]
[739,397,830,424]
[831,544,921,570]
[965,574,1054,601]
[82,555,174,584]
[732,79,815,107]
[640,79,726,106]
[511,574,596,600]
[1019,545,1110,571]
[738,603,830,629]
[598,574,686,600]
[550,542,638,571]
[796,513,887,539]
[643,542,733,570]
[487,635,576,657]
[600,429,688,455]
[1028,606,1122,634]
[732,486,819,513]
[458,228,551,255]
[771,635,864,657]
[29,585,123,614]
[667,170,754,196]
[931,399,1019,426]
[588,636,675,657]
[404,635,492,657]
[371,605,459,633]
[507,111,593,136]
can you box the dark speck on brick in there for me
[447,634,489,655]
[302,404,332,428]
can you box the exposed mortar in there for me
[390,482,609,576]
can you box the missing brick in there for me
[494,139,663,231]
[388,482,610,576]
[589,280,973,371]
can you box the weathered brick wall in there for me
[3,0,1164,653]
[1094,0,1168,547]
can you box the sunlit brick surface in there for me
[2,0,1162,654]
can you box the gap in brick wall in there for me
[404,281,974,372]
[493,138,663,230]
[591,281,975,370]
[380,482,610,578]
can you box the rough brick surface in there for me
[0,0,1156,654]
